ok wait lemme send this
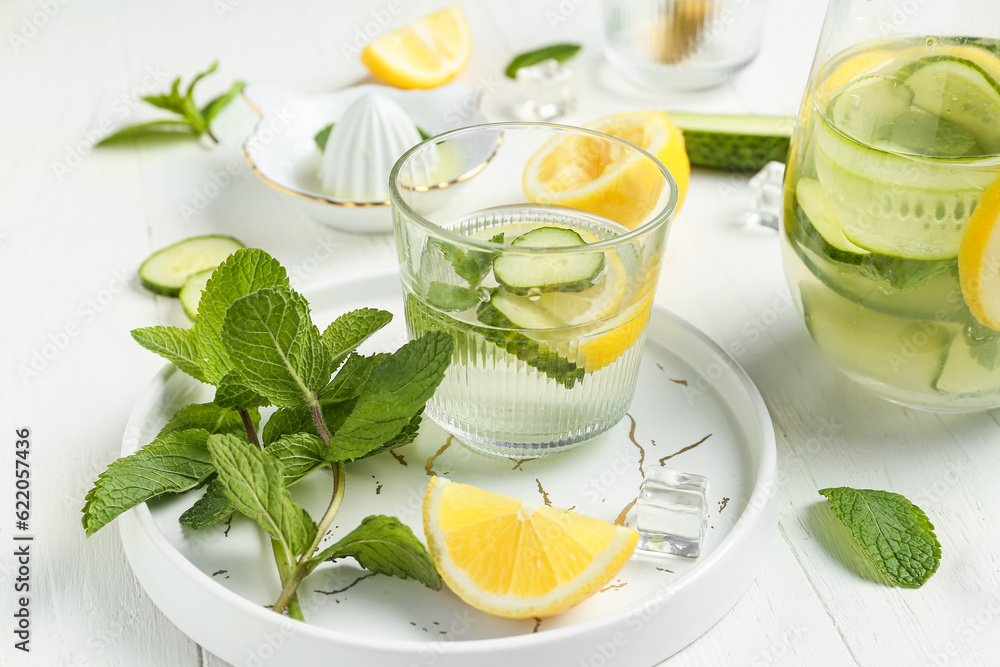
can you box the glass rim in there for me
[388,121,679,253]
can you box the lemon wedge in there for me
[959,175,1000,330]
[361,5,471,89]
[522,110,690,228]
[423,476,638,619]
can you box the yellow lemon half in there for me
[423,477,638,619]
[523,110,690,228]
[361,5,471,89]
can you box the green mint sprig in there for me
[98,61,244,146]
[819,487,941,588]
[82,248,453,620]
[504,43,581,78]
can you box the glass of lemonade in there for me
[783,0,1000,411]
[391,123,677,456]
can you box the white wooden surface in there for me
[2,0,999,666]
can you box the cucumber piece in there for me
[667,111,793,171]
[934,330,1000,395]
[493,226,604,295]
[828,75,914,144]
[139,235,244,296]
[179,268,214,321]
[874,109,979,158]
[794,177,870,264]
[801,282,954,391]
[900,55,1000,153]
[813,122,993,259]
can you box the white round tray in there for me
[119,270,776,667]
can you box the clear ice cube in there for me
[744,160,785,230]
[516,59,576,121]
[636,466,710,558]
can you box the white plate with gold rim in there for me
[118,270,776,667]
[241,83,489,234]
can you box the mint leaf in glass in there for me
[427,282,481,312]
[82,429,214,535]
[314,515,441,590]
[819,487,941,587]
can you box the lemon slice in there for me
[423,477,638,619]
[959,175,1000,330]
[361,5,471,89]
[522,110,690,228]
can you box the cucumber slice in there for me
[900,56,1000,153]
[667,112,793,171]
[179,268,214,321]
[139,235,244,296]
[801,282,954,391]
[493,226,605,294]
[934,330,1000,395]
[813,122,994,259]
[828,75,913,144]
[794,177,870,264]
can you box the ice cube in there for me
[516,59,576,122]
[635,466,710,558]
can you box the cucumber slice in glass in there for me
[179,268,214,321]
[828,75,914,144]
[900,55,1000,153]
[794,177,870,264]
[139,235,244,296]
[493,226,605,294]
[801,282,954,391]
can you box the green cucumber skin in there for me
[403,294,585,389]
[139,235,244,297]
[667,113,794,171]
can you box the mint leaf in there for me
[321,308,393,372]
[221,287,332,408]
[193,248,289,384]
[179,478,234,529]
[97,120,197,145]
[261,398,358,446]
[201,80,246,123]
[266,433,327,484]
[321,353,389,403]
[859,256,954,291]
[82,429,214,535]
[964,320,1000,371]
[819,487,941,587]
[314,123,335,150]
[157,402,258,438]
[214,371,268,409]
[208,433,316,557]
[325,331,453,462]
[131,326,205,382]
[356,412,423,461]
[504,43,581,78]
[430,239,481,285]
[427,282,480,312]
[313,515,441,590]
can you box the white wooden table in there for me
[3,0,999,665]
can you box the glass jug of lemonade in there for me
[783,0,1000,411]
